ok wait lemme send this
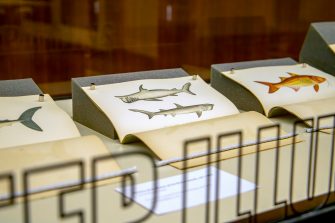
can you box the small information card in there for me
[116,166,255,215]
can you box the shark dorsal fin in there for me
[139,84,147,91]
[279,76,288,81]
[174,103,183,108]
[287,72,298,77]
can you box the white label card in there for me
[115,166,255,215]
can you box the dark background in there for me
[0,0,334,97]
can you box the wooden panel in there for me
[0,0,334,97]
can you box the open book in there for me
[0,135,121,200]
[0,94,80,149]
[82,76,295,168]
[220,64,335,131]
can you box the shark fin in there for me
[174,103,183,108]
[314,84,319,92]
[254,81,280,93]
[144,98,162,101]
[19,107,43,132]
[196,111,202,118]
[139,84,147,91]
[181,82,196,95]
[21,120,43,132]
[287,72,298,77]
[129,109,155,119]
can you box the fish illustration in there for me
[0,107,43,131]
[115,82,196,103]
[129,103,214,119]
[254,72,326,93]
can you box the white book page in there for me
[115,166,255,215]
[330,44,335,53]
[0,135,120,199]
[0,95,80,149]
[82,76,239,142]
[221,64,335,116]
[135,111,296,168]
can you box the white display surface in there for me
[116,166,255,215]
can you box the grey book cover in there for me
[300,22,335,75]
[210,58,297,114]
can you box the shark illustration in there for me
[129,103,214,119]
[255,72,327,93]
[115,82,196,103]
[0,107,43,131]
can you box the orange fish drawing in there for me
[255,72,326,93]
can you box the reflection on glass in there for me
[0,0,334,97]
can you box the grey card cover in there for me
[0,78,42,96]
[300,22,335,75]
[211,58,297,114]
[72,68,189,140]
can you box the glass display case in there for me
[1,1,335,222]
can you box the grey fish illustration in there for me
[129,103,214,119]
[116,82,196,103]
[0,107,43,131]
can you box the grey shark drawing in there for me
[0,106,43,131]
[129,103,214,119]
[115,82,196,103]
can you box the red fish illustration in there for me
[255,72,326,93]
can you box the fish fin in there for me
[289,87,300,92]
[314,84,319,92]
[196,111,202,118]
[144,98,162,101]
[174,103,183,108]
[279,77,288,81]
[287,72,298,77]
[115,96,134,103]
[19,107,43,132]
[139,84,147,91]
[129,109,155,119]
[254,81,279,93]
[181,82,196,95]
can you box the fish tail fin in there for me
[129,109,155,119]
[255,81,279,93]
[181,82,196,95]
[19,106,43,131]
